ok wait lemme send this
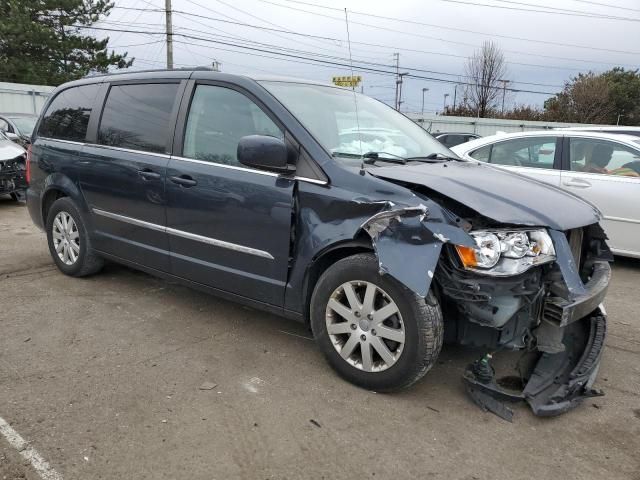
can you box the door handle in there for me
[169,175,197,187]
[563,178,591,188]
[138,169,161,180]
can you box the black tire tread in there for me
[46,197,104,277]
[311,253,443,392]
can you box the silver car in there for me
[452,130,640,258]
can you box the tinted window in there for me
[488,137,556,168]
[441,134,465,147]
[569,137,640,177]
[183,85,283,165]
[38,84,99,141]
[470,144,491,162]
[98,83,179,154]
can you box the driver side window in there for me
[183,85,284,166]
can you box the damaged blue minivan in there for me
[26,70,611,418]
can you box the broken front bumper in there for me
[464,261,610,420]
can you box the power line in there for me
[270,0,640,56]
[569,0,640,13]
[78,23,557,95]
[100,16,565,88]
[254,0,640,67]
[436,0,640,22]
[109,4,639,69]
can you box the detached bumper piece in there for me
[464,311,606,421]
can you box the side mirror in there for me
[237,135,293,173]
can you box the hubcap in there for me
[52,211,80,266]
[325,281,405,372]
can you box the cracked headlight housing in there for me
[455,229,556,276]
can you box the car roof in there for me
[450,129,640,154]
[554,126,640,132]
[57,69,339,90]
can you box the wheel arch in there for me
[41,174,88,226]
[301,234,374,326]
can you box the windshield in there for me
[9,116,37,136]
[260,81,455,164]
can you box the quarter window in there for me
[569,137,640,177]
[38,84,100,141]
[183,85,284,166]
[469,144,491,162]
[98,83,179,154]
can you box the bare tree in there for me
[463,41,508,118]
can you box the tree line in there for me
[446,41,640,126]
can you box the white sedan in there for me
[451,130,640,258]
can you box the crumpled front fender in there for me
[360,202,475,297]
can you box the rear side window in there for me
[98,83,179,154]
[38,84,99,141]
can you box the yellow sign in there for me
[332,75,362,87]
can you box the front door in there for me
[80,82,181,272]
[560,136,640,256]
[166,83,294,306]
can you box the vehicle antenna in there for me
[344,8,365,173]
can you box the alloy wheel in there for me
[325,281,405,372]
[52,211,80,266]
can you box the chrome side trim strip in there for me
[93,208,165,232]
[165,227,274,259]
[85,143,171,159]
[38,137,85,146]
[603,215,640,225]
[294,176,328,185]
[92,208,274,260]
[170,155,280,177]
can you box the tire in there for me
[46,197,104,277]
[311,253,443,392]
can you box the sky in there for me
[95,0,640,115]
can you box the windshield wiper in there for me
[362,151,407,165]
[406,152,462,162]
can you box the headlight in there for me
[455,229,556,276]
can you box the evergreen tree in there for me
[0,0,133,85]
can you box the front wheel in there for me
[311,253,443,392]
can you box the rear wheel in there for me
[311,253,443,392]
[46,197,104,277]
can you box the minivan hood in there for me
[371,161,600,231]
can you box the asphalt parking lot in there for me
[1,197,639,480]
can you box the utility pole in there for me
[443,93,450,113]
[393,53,400,110]
[165,0,174,69]
[421,87,429,117]
[397,72,409,112]
[499,79,509,114]
[453,84,459,110]
[617,113,624,125]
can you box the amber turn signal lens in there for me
[455,245,478,268]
